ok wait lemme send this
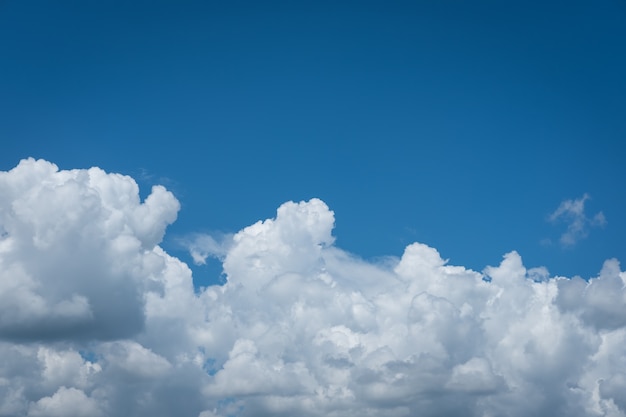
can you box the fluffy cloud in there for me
[27,387,103,417]
[1,159,625,417]
[0,158,180,342]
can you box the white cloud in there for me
[37,347,101,390]
[99,341,172,380]
[549,194,606,246]
[0,158,181,342]
[27,386,103,417]
[181,233,233,265]
[0,159,625,417]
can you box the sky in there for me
[1,1,626,416]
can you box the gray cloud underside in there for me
[1,159,625,417]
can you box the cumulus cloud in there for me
[27,387,103,417]
[549,194,606,246]
[1,159,625,417]
[0,158,180,341]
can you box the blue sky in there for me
[2,1,625,280]
[2,2,626,416]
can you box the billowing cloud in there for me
[0,158,179,341]
[549,194,606,246]
[1,159,625,417]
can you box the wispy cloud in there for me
[549,193,606,246]
[181,232,233,265]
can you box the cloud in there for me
[27,387,103,417]
[549,194,606,246]
[1,159,625,417]
[0,158,180,342]
[181,233,233,265]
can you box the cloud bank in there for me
[1,159,625,417]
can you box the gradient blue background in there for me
[2,0,625,285]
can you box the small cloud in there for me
[548,194,606,246]
[539,237,553,247]
[181,232,233,265]
[592,211,607,227]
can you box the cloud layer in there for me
[1,159,625,417]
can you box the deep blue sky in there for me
[2,0,625,283]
